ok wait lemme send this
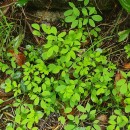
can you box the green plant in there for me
[124,44,130,58]
[5,99,43,130]
[17,0,29,7]
[0,13,14,57]
[118,0,130,12]
[113,71,130,114]
[3,20,115,128]
[1,0,125,130]
[107,109,129,130]
[118,29,130,42]
[59,103,102,130]
[64,0,102,29]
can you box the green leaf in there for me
[53,45,59,53]
[34,97,39,105]
[120,83,127,94]
[116,79,126,86]
[65,16,77,23]
[32,30,41,36]
[67,114,74,120]
[108,120,116,125]
[107,125,115,130]
[89,19,95,27]
[9,34,24,50]
[96,88,105,95]
[32,127,38,130]
[80,114,87,120]
[124,98,130,104]
[89,7,96,15]
[70,51,76,59]
[64,124,75,130]
[85,103,91,112]
[118,29,130,42]
[15,114,21,124]
[114,109,121,115]
[125,105,130,113]
[78,19,83,28]
[52,66,62,74]
[82,8,88,16]
[73,7,80,16]
[41,24,51,34]
[83,18,88,25]
[12,71,22,80]
[6,123,14,130]
[58,116,66,124]
[91,15,102,22]
[47,47,53,57]
[64,107,72,113]
[55,85,66,92]
[17,0,29,6]
[16,127,23,130]
[118,0,130,12]
[91,90,98,103]
[84,0,89,6]
[0,99,4,104]
[93,124,101,130]
[64,10,73,16]
[77,105,86,112]
[32,23,40,30]
[69,2,75,8]
[51,26,57,35]
[71,20,78,28]
[58,32,66,37]
[86,126,91,130]
[74,116,79,125]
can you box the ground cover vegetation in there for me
[0,0,130,130]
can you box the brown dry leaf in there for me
[97,114,107,130]
[0,89,13,97]
[97,114,107,124]
[0,97,14,108]
[15,52,26,66]
[124,63,130,69]
[114,71,122,85]
[114,71,126,106]
[8,50,26,66]
[81,39,90,48]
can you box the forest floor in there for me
[0,1,130,130]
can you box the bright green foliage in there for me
[107,109,129,130]
[13,100,43,130]
[3,20,116,129]
[118,0,130,12]
[2,0,128,130]
[17,0,29,7]
[124,44,130,58]
[113,71,130,115]
[118,29,130,42]
[64,0,102,29]
[0,15,14,57]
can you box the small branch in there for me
[21,7,40,44]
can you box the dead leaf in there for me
[114,71,122,85]
[124,63,130,69]
[0,89,13,97]
[8,50,26,66]
[97,114,107,130]
[81,39,90,48]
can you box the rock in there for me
[27,0,116,10]
[33,10,64,22]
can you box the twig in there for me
[0,2,16,9]
[21,7,40,44]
